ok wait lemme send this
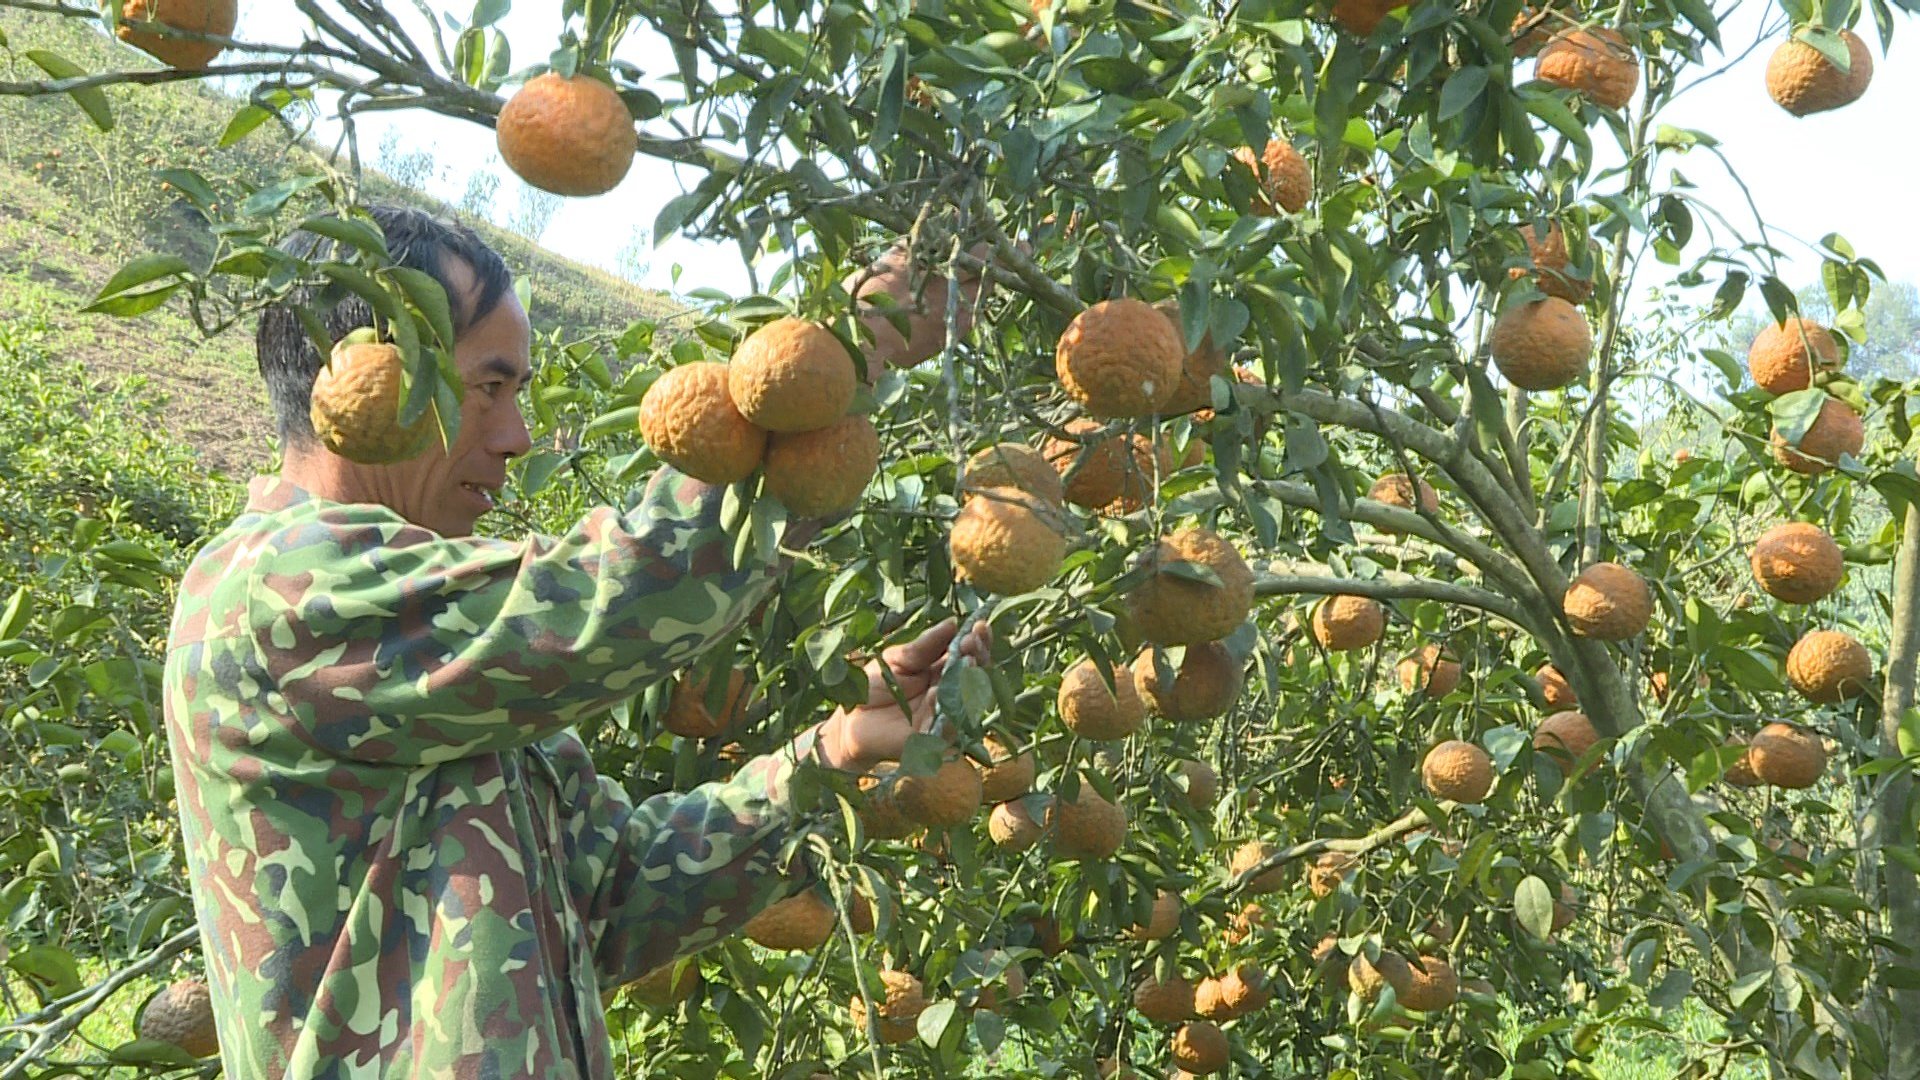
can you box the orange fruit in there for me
[1722,734,1763,788]
[1515,221,1592,303]
[1398,954,1460,1011]
[1195,965,1270,1021]
[988,796,1047,851]
[951,488,1068,595]
[1126,528,1255,645]
[1536,27,1640,109]
[1056,298,1185,417]
[893,749,984,827]
[1367,472,1439,514]
[1536,662,1578,708]
[1058,656,1148,740]
[137,979,219,1058]
[1131,889,1182,941]
[1748,722,1827,788]
[1307,851,1355,898]
[1047,781,1127,859]
[1747,317,1840,394]
[1135,973,1199,1024]
[975,736,1037,803]
[1169,1021,1230,1075]
[1042,419,1171,515]
[638,362,767,484]
[848,969,927,1044]
[1750,521,1844,603]
[1132,642,1243,722]
[1490,297,1591,390]
[1311,595,1386,651]
[627,961,701,1008]
[1563,562,1653,640]
[1532,709,1600,767]
[727,317,857,433]
[1421,740,1494,803]
[663,669,748,738]
[1771,395,1864,475]
[1330,0,1399,37]
[497,73,637,197]
[1230,840,1286,894]
[1174,758,1219,811]
[118,0,236,70]
[1153,301,1232,414]
[1785,629,1872,703]
[1230,139,1312,216]
[763,413,879,516]
[1510,6,1557,57]
[1397,644,1462,696]
[1767,29,1874,115]
[309,338,436,465]
[962,443,1065,504]
[742,888,836,951]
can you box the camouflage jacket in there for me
[161,471,811,1079]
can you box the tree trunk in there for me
[1862,501,1920,1075]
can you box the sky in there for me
[224,3,1920,305]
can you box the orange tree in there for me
[3,0,1920,1077]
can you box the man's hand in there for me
[813,617,992,772]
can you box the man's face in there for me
[375,258,534,538]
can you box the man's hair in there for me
[256,205,514,450]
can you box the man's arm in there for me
[253,468,784,766]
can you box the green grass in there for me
[0,5,675,477]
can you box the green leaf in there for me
[0,587,31,640]
[471,0,510,27]
[1437,66,1489,121]
[916,999,957,1046]
[25,50,113,132]
[1770,388,1830,445]
[1730,967,1772,1009]
[390,267,456,350]
[1648,968,1692,1011]
[90,254,191,306]
[300,215,391,260]
[219,103,278,147]
[1515,875,1553,940]
[587,405,641,442]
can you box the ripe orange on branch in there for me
[1767,29,1874,115]
[1231,840,1286,894]
[762,413,879,516]
[1421,740,1493,803]
[1514,221,1592,303]
[1058,657,1148,740]
[1125,527,1255,646]
[1785,629,1872,703]
[138,979,219,1058]
[727,317,857,433]
[1748,317,1841,395]
[1772,395,1864,475]
[118,0,237,69]
[1532,709,1600,768]
[1311,595,1385,651]
[1230,139,1312,216]
[893,749,984,827]
[1536,27,1640,109]
[1195,965,1271,1021]
[848,969,927,1044]
[1750,521,1844,603]
[1490,297,1591,391]
[974,736,1036,803]
[1153,301,1232,415]
[1132,642,1243,722]
[1047,781,1127,860]
[962,443,1064,504]
[1135,973,1199,1024]
[1056,298,1185,417]
[496,72,637,197]
[1536,662,1578,708]
[1170,1021,1230,1075]
[1043,418,1170,514]
[1748,722,1828,788]
[742,888,836,951]
[1329,0,1399,37]
[638,362,766,484]
[1367,472,1439,515]
[950,487,1068,595]
[988,796,1046,851]
[1397,644,1461,696]
[309,335,436,465]
[1563,562,1653,640]
[663,669,748,738]
[1307,851,1355,897]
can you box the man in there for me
[163,206,988,1077]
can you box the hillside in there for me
[0,9,672,478]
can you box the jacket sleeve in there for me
[250,469,782,766]
[539,728,817,987]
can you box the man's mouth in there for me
[460,482,496,510]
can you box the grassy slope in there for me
[0,8,671,479]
